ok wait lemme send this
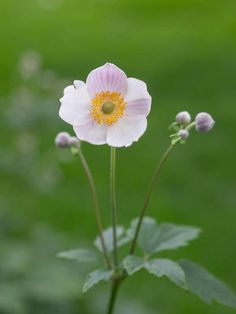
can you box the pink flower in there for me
[59,63,152,147]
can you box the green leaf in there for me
[179,260,236,309]
[57,248,98,262]
[152,223,201,253]
[127,217,160,254]
[94,226,130,253]
[82,268,113,293]
[127,217,201,254]
[123,255,144,275]
[146,258,187,289]
[123,256,187,289]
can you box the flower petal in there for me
[125,78,151,101]
[59,85,91,125]
[73,80,85,89]
[86,63,127,97]
[106,115,147,147]
[126,98,151,117]
[73,113,107,145]
[124,78,152,117]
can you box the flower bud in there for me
[195,112,215,133]
[176,111,191,125]
[178,129,189,140]
[55,132,70,148]
[68,136,80,146]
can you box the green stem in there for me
[186,121,196,131]
[77,148,111,269]
[107,278,123,314]
[129,143,177,254]
[110,147,118,267]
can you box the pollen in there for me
[91,91,126,125]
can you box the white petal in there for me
[106,115,147,147]
[125,77,151,99]
[73,80,85,89]
[73,114,107,145]
[86,63,127,97]
[59,85,91,125]
[64,85,75,94]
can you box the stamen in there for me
[91,91,126,125]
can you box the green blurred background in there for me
[1,0,236,313]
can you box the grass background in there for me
[0,0,236,313]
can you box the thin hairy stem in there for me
[129,143,176,254]
[77,148,111,269]
[110,147,118,267]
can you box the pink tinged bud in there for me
[55,132,71,148]
[195,112,215,133]
[176,111,191,125]
[178,129,189,140]
[68,136,80,146]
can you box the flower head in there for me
[55,132,80,149]
[176,111,191,125]
[178,129,189,140]
[195,112,215,133]
[55,132,71,148]
[59,63,152,147]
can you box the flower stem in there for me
[107,279,120,314]
[129,143,176,254]
[77,147,111,269]
[107,276,125,314]
[110,147,118,267]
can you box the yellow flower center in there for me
[90,91,126,125]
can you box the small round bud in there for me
[195,112,215,133]
[176,111,191,125]
[68,136,80,146]
[55,132,70,148]
[178,129,189,140]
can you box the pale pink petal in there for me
[125,98,151,117]
[59,85,91,125]
[124,78,151,117]
[106,115,147,147]
[86,63,127,97]
[73,114,107,145]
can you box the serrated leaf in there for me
[94,226,130,253]
[179,260,236,309]
[82,269,113,293]
[146,258,187,289]
[57,248,98,262]
[123,255,144,275]
[152,223,201,253]
[127,217,201,254]
[123,255,187,289]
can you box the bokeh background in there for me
[1,0,236,313]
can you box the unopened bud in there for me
[55,132,70,148]
[195,112,215,133]
[178,129,189,140]
[176,111,191,125]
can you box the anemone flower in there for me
[59,63,152,147]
